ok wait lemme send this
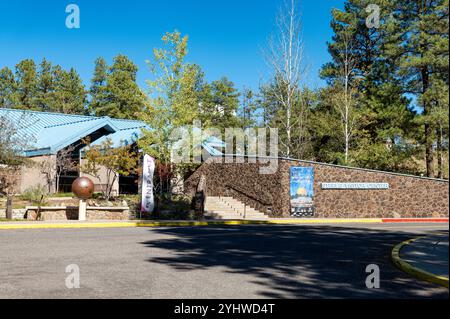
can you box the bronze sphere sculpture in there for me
[71,177,94,200]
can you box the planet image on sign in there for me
[296,187,307,197]
[71,177,94,200]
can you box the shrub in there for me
[19,185,49,205]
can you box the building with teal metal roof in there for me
[1,108,225,194]
[0,108,225,157]
[0,108,150,157]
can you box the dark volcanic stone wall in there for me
[185,161,289,216]
[185,159,449,218]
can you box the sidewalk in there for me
[392,234,449,288]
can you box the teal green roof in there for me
[1,108,225,157]
[0,108,149,157]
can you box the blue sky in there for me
[0,0,344,93]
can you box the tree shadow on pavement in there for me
[141,225,449,299]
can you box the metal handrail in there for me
[225,184,272,214]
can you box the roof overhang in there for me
[48,118,118,154]
[23,118,120,156]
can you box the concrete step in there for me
[206,211,240,215]
[205,207,238,212]
[205,205,237,210]
[205,202,234,207]
[204,213,243,220]
[205,196,269,220]
[206,214,268,220]
[207,210,267,217]
[219,200,243,206]
[233,207,258,212]
[205,210,268,219]
[219,200,256,208]
[205,211,241,216]
[237,211,266,216]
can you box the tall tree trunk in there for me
[419,1,434,177]
[344,73,349,164]
[422,67,434,177]
[6,194,13,219]
[437,125,443,179]
[286,93,291,158]
[56,173,60,194]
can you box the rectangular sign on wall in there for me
[321,183,389,189]
[290,167,314,217]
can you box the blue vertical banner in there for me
[290,167,315,217]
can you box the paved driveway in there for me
[0,223,448,298]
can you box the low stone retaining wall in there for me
[185,158,449,218]
[25,206,130,221]
[0,209,27,219]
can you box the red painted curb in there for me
[382,218,449,223]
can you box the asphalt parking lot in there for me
[0,223,448,299]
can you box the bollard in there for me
[78,199,87,221]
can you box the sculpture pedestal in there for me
[78,199,87,221]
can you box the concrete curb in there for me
[391,237,449,288]
[383,218,449,223]
[0,218,383,229]
[0,218,448,230]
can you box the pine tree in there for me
[393,0,449,177]
[201,77,240,130]
[239,88,258,129]
[0,67,17,108]
[88,57,109,116]
[36,58,55,111]
[94,55,147,119]
[49,66,86,114]
[14,59,38,110]
[320,0,418,173]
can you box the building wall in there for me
[185,159,449,218]
[19,155,56,193]
[25,207,130,220]
[17,156,119,196]
[79,159,119,196]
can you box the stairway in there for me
[204,196,269,220]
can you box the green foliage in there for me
[0,67,17,108]
[120,193,194,220]
[1,1,448,181]
[0,112,33,195]
[0,58,87,114]
[238,88,258,129]
[90,55,148,119]
[141,30,245,162]
[0,113,31,166]
[19,184,49,205]
[14,59,38,110]
[140,30,194,164]
[35,58,54,111]
[391,0,449,176]
[317,0,448,176]
[153,194,194,220]
[88,57,109,116]
[257,81,317,160]
[51,192,74,198]
[200,77,241,130]
[49,67,87,114]
[81,138,139,200]
[171,63,203,127]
